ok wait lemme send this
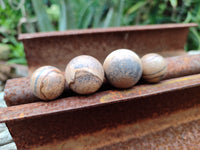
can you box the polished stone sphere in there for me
[103,49,142,88]
[30,66,65,100]
[65,55,104,94]
[141,53,167,83]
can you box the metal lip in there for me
[18,23,197,40]
[1,73,200,123]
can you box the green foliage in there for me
[31,0,55,32]
[0,1,27,65]
[1,0,200,65]
[32,0,200,50]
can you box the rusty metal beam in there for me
[24,105,200,150]
[1,23,199,149]
[1,74,200,149]
[1,73,200,122]
[19,23,197,74]
[164,54,200,79]
[4,53,200,106]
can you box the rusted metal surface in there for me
[97,107,200,150]
[164,54,200,79]
[4,77,39,106]
[1,23,199,149]
[23,105,200,150]
[19,23,197,74]
[1,73,200,122]
[4,54,200,106]
[1,74,200,149]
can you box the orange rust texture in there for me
[164,54,200,79]
[6,85,200,149]
[3,23,198,149]
[99,112,200,150]
[2,74,200,121]
[19,24,194,74]
[28,105,200,150]
[3,66,200,107]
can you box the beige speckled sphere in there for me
[103,49,143,88]
[65,55,104,94]
[141,53,167,83]
[30,66,65,100]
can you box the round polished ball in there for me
[103,49,142,88]
[30,66,65,100]
[141,53,167,83]
[65,55,104,94]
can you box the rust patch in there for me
[2,73,200,123]
[18,23,197,74]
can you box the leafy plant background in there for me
[0,0,200,65]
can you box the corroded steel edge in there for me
[28,105,200,150]
[4,54,200,107]
[6,81,200,149]
[164,54,200,79]
[19,23,196,74]
[1,73,200,123]
[18,23,197,40]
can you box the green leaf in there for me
[82,7,94,28]
[169,0,177,8]
[126,1,146,15]
[183,12,192,23]
[31,0,55,32]
[103,7,114,28]
[77,1,94,28]
[116,0,124,26]
[92,0,106,28]
[0,0,6,9]
[7,57,27,65]
[59,0,75,31]
[46,4,59,21]
[190,27,200,49]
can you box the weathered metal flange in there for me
[19,23,197,74]
[2,23,198,149]
[1,73,200,123]
[4,53,200,106]
[1,74,200,149]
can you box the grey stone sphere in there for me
[103,49,143,88]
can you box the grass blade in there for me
[77,1,94,28]
[126,1,146,15]
[92,0,106,28]
[116,0,124,26]
[31,0,54,32]
[103,7,114,28]
[59,0,67,30]
[169,0,177,8]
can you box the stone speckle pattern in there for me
[103,49,142,88]
[30,66,65,100]
[0,92,17,150]
[65,55,104,94]
[141,53,167,83]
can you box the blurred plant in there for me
[0,0,27,65]
[123,0,200,50]
[30,0,200,50]
[31,0,125,31]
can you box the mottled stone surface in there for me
[30,66,65,100]
[103,49,142,88]
[65,55,104,94]
[0,92,17,150]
